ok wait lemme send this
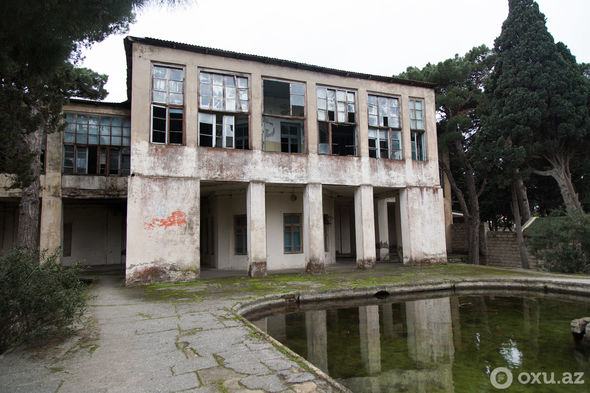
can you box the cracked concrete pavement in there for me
[0,272,336,393]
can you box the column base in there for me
[248,261,267,277]
[126,263,200,285]
[305,258,325,274]
[356,258,376,269]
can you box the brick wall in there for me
[484,231,538,269]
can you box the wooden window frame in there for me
[317,86,358,156]
[283,213,303,254]
[150,64,185,145]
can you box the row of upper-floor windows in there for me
[150,64,427,161]
[63,112,131,175]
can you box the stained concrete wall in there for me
[266,191,305,271]
[126,175,200,284]
[399,187,447,264]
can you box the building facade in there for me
[0,36,448,284]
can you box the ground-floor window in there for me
[284,214,302,253]
[234,215,247,255]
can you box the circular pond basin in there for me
[248,290,590,392]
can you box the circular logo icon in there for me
[490,367,514,389]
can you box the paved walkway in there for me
[0,272,334,393]
[2,264,590,393]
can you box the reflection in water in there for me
[251,294,590,393]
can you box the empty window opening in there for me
[151,65,184,144]
[263,80,305,117]
[321,124,356,156]
[263,79,305,153]
[284,214,302,253]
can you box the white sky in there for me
[80,0,590,102]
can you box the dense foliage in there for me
[527,212,590,273]
[0,250,87,353]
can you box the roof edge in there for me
[123,36,435,89]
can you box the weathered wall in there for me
[126,175,200,284]
[63,202,125,266]
[212,192,248,270]
[266,191,305,271]
[399,186,447,264]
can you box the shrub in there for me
[0,249,87,353]
[527,211,590,274]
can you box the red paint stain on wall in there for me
[144,210,187,230]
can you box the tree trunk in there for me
[534,154,584,213]
[511,183,530,269]
[467,217,480,265]
[16,127,42,250]
[515,174,531,222]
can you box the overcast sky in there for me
[80,0,590,102]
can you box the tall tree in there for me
[486,0,590,213]
[399,45,495,265]
[0,1,180,250]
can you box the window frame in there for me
[283,213,303,254]
[316,85,358,156]
[150,63,185,145]
[367,93,403,160]
[411,130,426,161]
[234,215,247,255]
[198,68,251,150]
[409,98,426,161]
[262,77,307,154]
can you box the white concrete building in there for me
[0,37,448,284]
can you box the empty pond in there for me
[248,291,590,392]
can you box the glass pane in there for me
[368,95,377,105]
[199,72,211,83]
[111,118,121,127]
[237,77,248,88]
[225,87,236,99]
[369,115,378,126]
[318,109,326,121]
[111,136,122,146]
[112,126,122,136]
[88,116,99,126]
[347,103,355,113]
[88,135,99,145]
[291,82,304,96]
[368,105,377,115]
[121,149,130,175]
[89,124,100,135]
[153,66,167,78]
[109,149,120,175]
[318,98,327,110]
[291,95,304,107]
[123,137,131,146]
[169,80,183,94]
[169,93,183,105]
[213,85,223,97]
[77,115,87,125]
[66,113,76,123]
[317,87,327,99]
[238,89,248,101]
[213,97,223,110]
[347,92,355,103]
[337,112,345,123]
[224,76,235,87]
[336,90,346,102]
[153,78,167,91]
[76,147,87,174]
[152,91,167,104]
[212,74,223,86]
[64,132,75,143]
[293,228,301,251]
[240,100,248,112]
[123,126,130,137]
[225,98,236,111]
[169,69,183,81]
[200,95,211,108]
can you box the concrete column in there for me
[39,130,63,260]
[305,310,328,373]
[247,181,266,277]
[376,199,389,261]
[126,175,200,285]
[354,185,376,269]
[303,183,324,273]
[359,305,381,375]
[398,186,447,264]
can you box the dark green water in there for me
[249,292,590,392]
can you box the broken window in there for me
[63,113,131,175]
[262,79,305,153]
[234,215,247,255]
[410,99,426,160]
[367,94,402,160]
[409,98,424,130]
[284,214,302,253]
[317,86,357,156]
[199,71,249,149]
[411,131,426,161]
[151,65,184,144]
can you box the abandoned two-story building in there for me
[0,37,448,284]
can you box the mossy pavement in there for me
[1,263,589,393]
